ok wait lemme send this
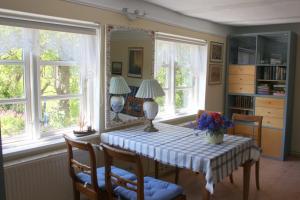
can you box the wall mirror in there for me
[105,25,155,129]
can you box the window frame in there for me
[0,26,89,146]
[155,36,207,116]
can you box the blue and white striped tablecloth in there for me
[101,123,261,193]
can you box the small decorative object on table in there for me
[195,112,232,144]
[73,115,96,137]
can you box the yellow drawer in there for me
[228,74,255,84]
[262,116,284,129]
[255,107,284,118]
[255,97,285,109]
[228,84,255,94]
[229,65,255,75]
[261,127,283,158]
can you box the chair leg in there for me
[229,173,234,184]
[73,188,80,200]
[175,166,180,184]
[155,160,159,178]
[255,160,260,190]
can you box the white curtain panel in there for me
[0,24,100,131]
[155,39,207,113]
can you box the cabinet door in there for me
[228,84,255,94]
[255,97,285,109]
[261,127,283,158]
[228,65,255,75]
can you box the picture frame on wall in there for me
[111,62,122,75]
[128,47,143,78]
[210,42,224,63]
[208,64,222,84]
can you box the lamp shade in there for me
[135,79,165,98]
[109,76,131,94]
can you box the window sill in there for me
[155,111,197,125]
[3,131,100,163]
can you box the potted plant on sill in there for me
[196,112,232,144]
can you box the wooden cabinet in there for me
[255,97,285,109]
[261,127,283,158]
[226,31,296,160]
[228,64,255,94]
[255,97,285,129]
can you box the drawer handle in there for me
[267,112,271,114]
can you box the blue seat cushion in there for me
[76,166,136,190]
[114,176,184,200]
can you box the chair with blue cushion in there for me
[101,143,186,200]
[64,135,136,200]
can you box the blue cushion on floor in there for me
[76,166,136,190]
[114,176,184,200]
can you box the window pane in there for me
[175,66,193,87]
[41,98,80,133]
[156,95,166,113]
[0,104,26,139]
[0,65,24,99]
[40,65,80,96]
[0,25,24,61]
[175,89,193,110]
[155,66,168,88]
[39,30,82,61]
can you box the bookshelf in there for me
[226,31,296,160]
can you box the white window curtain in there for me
[0,22,100,144]
[155,35,207,116]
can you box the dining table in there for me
[101,123,261,200]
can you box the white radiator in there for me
[4,152,74,200]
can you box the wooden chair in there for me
[228,113,263,190]
[64,136,136,200]
[64,135,104,200]
[101,143,186,200]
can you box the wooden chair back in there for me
[101,143,144,200]
[196,110,222,121]
[64,135,101,199]
[231,114,263,147]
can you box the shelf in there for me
[255,94,286,98]
[229,106,254,111]
[257,79,286,82]
[257,64,287,67]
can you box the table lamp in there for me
[109,76,131,122]
[135,79,165,132]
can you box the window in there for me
[0,24,97,146]
[155,34,207,117]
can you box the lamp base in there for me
[111,96,125,123]
[144,119,158,132]
[113,112,122,122]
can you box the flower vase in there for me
[206,130,224,144]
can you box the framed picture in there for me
[210,42,224,63]
[111,62,122,75]
[208,64,222,84]
[128,47,143,78]
[125,96,144,117]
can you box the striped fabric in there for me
[101,123,261,193]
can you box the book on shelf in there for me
[260,66,286,80]
[232,96,253,109]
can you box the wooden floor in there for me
[162,157,300,200]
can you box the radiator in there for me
[4,152,74,200]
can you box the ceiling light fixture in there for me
[122,8,146,21]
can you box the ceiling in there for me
[143,0,300,26]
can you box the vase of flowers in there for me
[196,112,232,144]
